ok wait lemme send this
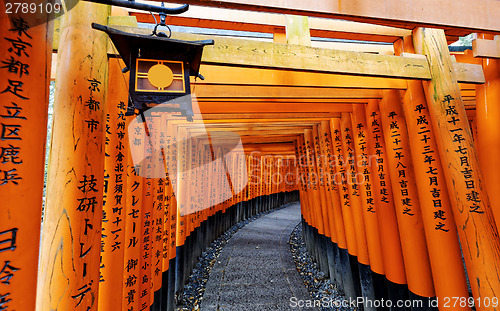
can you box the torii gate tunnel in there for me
[2,0,500,310]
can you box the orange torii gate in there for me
[3,1,500,311]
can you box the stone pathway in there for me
[201,202,316,310]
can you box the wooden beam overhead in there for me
[111,25,428,79]
[130,5,411,43]
[195,128,309,135]
[193,64,408,89]
[198,112,341,119]
[310,41,394,53]
[110,26,483,83]
[473,38,500,58]
[197,102,355,113]
[160,0,500,34]
[192,85,383,99]
[52,21,483,84]
[240,136,298,144]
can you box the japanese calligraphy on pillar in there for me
[351,105,385,276]
[367,110,391,205]
[383,109,415,216]
[0,17,31,185]
[70,74,105,310]
[341,114,369,265]
[353,120,374,213]
[99,68,128,308]
[99,60,129,309]
[409,100,451,231]
[36,4,108,310]
[320,129,334,192]
[414,26,500,303]
[378,91,435,297]
[0,15,45,311]
[139,177,152,311]
[300,137,311,192]
[137,115,155,311]
[124,135,143,310]
[365,101,407,286]
[331,119,357,255]
[442,95,483,214]
[150,125,165,299]
[332,127,350,209]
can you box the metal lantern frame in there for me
[93,23,213,119]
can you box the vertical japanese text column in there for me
[36,2,110,311]
[414,27,500,308]
[0,9,52,311]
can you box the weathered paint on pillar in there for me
[395,37,470,309]
[36,3,110,310]
[414,27,500,306]
[0,10,52,311]
[285,15,311,46]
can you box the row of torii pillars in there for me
[2,2,500,311]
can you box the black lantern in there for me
[92,23,213,120]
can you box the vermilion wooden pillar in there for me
[330,118,358,300]
[320,121,347,251]
[395,37,470,309]
[36,3,109,311]
[98,58,128,311]
[150,124,165,309]
[351,105,384,277]
[378,90,435,300]
[330,119,358,257]
[303,130,325,237]
[0,10,52,311]
[318,121,339,245]
[310,127,332,239]
[123,120,143,311]
[476,34,500,231]
[340,113,369,266]
[139,175,153,310]
[364,101,408,297]
[414,27,500,307]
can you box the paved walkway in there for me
[201,202,316,311]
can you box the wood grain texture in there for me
[414,27,500,309]
[0,9,52,311]
[36,3,110,310]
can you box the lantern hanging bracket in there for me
[151,3,172,38]
[82,0,189,16]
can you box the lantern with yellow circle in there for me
[93,23,214,120]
